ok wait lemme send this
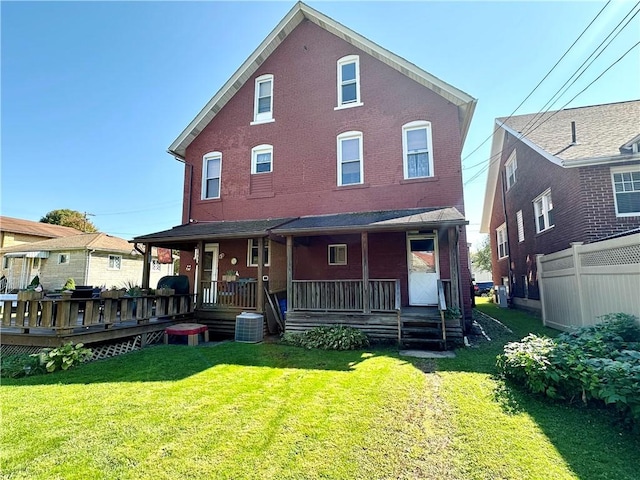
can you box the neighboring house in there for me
[1,233,174,292]
[480,100,640,313]
[1,216,83,292]
[134,2,477,342]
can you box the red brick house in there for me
[134,2,476,346]
[480,100,640,313]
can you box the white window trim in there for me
[505,150,517,190]
[151,259,161,272]
[108,255,122,271]
[251,144,273,175]
[516,210,525,243]
[251,74,274,125]
[335,55,362,109]
[337,131,364,186]
[202,151,222,200]
[247,239,271,267]
[58,253,70,265]
[611,165,640,217]
[328,244,348,265]
[496,223,508,260]
[533,189,554,233]
[402,120,435,179]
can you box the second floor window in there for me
[337,55,361,108]
[505,151,517,189]
[253,74,273,124]
[202,152,222,199]
[497,223,508,259]
[402,121,433,179]
[337,131,363,186]
[251,145,273,174]
[533,189,554,233]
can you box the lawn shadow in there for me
[4,341,386,386]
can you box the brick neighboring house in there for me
[134,2,477,344]
[480,100,640,313]
[1,233,174,292]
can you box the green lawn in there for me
[1,301,638,479]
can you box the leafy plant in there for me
[31,342,93,373]
[0,353,44,378]
[444,307,461,319]
[282,325,369,350]
[62,278,76,291]
[123,280,143,297]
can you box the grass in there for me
[1,300,638,479]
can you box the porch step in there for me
[401,326,443,335]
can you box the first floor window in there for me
[328,244,347,265]
[497,223,508,259]
[611,166,640,216]
[151,259,161,272]
[402,121,433,179]
[533,189,554,233]
[251,145,273,174]
[108,255,122,270]
[247,239,270,267]
[58,253,69,265]
[337,131,363,186]
[202,152,222,199]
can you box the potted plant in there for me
[222,270,239,282]
[18,275,44,301]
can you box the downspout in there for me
[170,152,192,224]
[455,225,466,328]
[85,249,95,285]
[500,169,514,303]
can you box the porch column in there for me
[362,232,370,314]
[256,237,264,313]
[195,241,204,309]
[448,228,460,310]
[141,243,151,290]
[286,235,293,312]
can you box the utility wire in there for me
[461,0,612,169]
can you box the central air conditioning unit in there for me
[235,312,264,343]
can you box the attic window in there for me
[335,55,362,109]
[252,74,274,125]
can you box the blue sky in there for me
[2,1,638,249]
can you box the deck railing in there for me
[291,279,400,312]
[200,280,257,310]
[0,293,195,335]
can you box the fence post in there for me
[536,254,547,326]
[571,242,587,327]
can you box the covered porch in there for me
[133,207,470,347]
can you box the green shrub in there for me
[0,353,44,378]
[32,342,93,373]
[282,325,369,350]
[497,313,640,427]
[62,278,76,291]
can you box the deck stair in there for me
[399,307,463,350]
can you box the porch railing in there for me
[1,293,195,335]
[200,280,257,310]
[291,279,399,312]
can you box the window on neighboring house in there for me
[516,210,525,243]
[402,121,434,179]
[252,74,273,124]
[337,131,363,186]
[247,239,270,267]
[497,223,508,259]
[611,166,640,216]
[108,255,122,270]
[32,258,41,270]
[202,152,222,199]
[151,259,161,272]
[251,144,273,174]
[505,151,517,189]
[58,253,70,265]
[2,256,9,269]
[328,244,347,265]
[336,55,361,108]
[533,189,554,233]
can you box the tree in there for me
[471,236,492,272]
[40,209,98,233]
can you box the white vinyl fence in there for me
[537,233,640,331]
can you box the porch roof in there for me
[271,207,467,236]
[132,217,295,249]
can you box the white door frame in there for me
[406,233,440,306]
[203,243,219,304]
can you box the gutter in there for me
[168,151,193,224]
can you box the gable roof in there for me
[1,233,139,255]
[0,216,83,239]
[480,100,640,233]
[168,1,476,159]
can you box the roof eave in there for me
[273,218,468,237]
[562,152,640,168]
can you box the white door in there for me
[407,235,439,305]
[201,243,219,304]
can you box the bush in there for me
[0,353,44,378]
[282,325,370,350]
[497,313,640,427]
[32,342,93,373]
